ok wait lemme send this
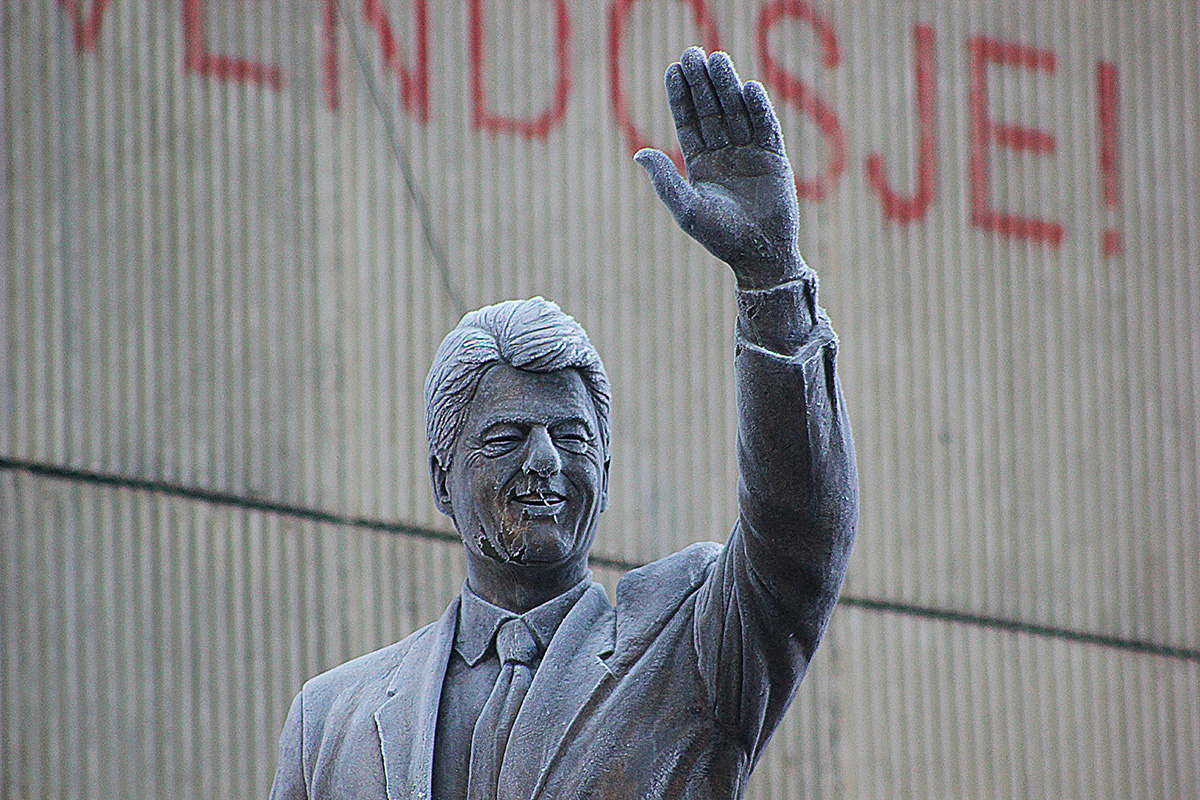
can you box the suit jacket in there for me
[271,277,858,799]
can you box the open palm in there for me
[636,48,802,289]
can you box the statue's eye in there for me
[552,423,593,453]
[481,426,524,454]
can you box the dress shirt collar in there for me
[455,577,591,667]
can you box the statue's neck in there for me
[464,554,589,614]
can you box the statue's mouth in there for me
[510,488,567,517]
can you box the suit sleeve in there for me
[269,689,308,800]
[692,264,858,756]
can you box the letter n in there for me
[361,0,430,120]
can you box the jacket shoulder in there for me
[613,541,721,655]
[300,620,438,720]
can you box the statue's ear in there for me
[599,456,611,513]
[430,455,454,517]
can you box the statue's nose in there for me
[521,426,561,477]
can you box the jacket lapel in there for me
[498,582,616,800]
[375,596,459,800]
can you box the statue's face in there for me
[436,364,609,567]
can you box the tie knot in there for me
[496,618,539,665]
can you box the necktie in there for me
[467,618,539,800]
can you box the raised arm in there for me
[637,49,857,741]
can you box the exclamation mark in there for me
[1097,62,1121,257]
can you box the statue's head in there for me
[426,298,610,568]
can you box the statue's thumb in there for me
[635,149,698,228]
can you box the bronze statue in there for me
[270,47,857,799]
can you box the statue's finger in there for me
[707,52,752,146]
[666,64,705,158]
[635,149,700,231]
[680,47,729,150]
[743,81,785,155]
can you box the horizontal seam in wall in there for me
[2,456,1197,664]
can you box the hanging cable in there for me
[7,453,1200,664]
[333,0,467,316]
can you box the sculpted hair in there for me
[425,297,611,469]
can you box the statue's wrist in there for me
[730,247,806,291]
[735,263,819,356]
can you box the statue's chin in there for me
[473,524,576,568]
[474,533,514,563]
[475,527,535,565]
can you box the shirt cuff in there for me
[735,269,829,358]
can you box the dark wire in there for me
[333,0,467,317]
[6,455,1199,665]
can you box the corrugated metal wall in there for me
[3,0,1198,797]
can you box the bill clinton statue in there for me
[270,48,857,799]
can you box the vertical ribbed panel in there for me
[0,469,469,798]
[3,469,1197,798]
[750,611,1200,799]
[3,0,1199,797]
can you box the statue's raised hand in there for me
[636,48,802,289]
